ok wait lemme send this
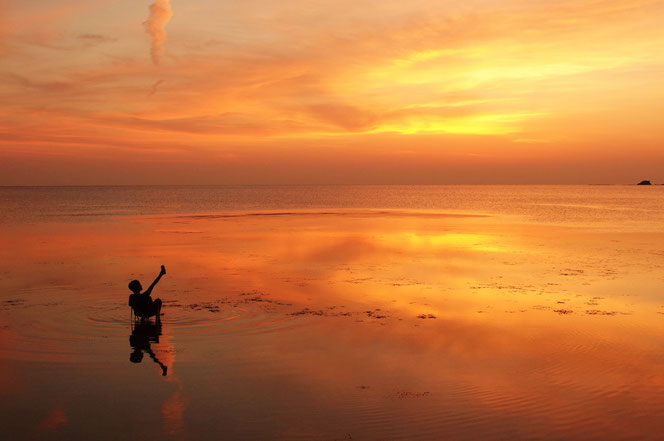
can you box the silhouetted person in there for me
[130,321,168,376]
[129,265,166,322]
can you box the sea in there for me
[0,185,662,440]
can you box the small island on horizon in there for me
[637,180,652,185]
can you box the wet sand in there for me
[1,194,663,440]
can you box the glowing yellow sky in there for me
[1,0,663,184]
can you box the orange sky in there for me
[1,0,663,184]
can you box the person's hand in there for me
[160,265,166,275]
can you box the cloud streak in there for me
[2,0,664,184]
[143,0,173,65]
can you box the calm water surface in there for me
[1,186,662,440]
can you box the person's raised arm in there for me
[143,265,166,296]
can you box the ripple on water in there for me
[0,296,298,363]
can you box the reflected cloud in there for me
[162,390,186,436]
[38,407,67,432]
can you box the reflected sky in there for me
[0,205,663,440]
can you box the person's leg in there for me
[154,298,162,322]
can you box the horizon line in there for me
[0,183,660,188]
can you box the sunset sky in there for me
[1,0,663,184]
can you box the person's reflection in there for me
[130,320,168,376]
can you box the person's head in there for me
[128,280,142,294]
[130,349,144,363]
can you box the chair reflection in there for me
[129,319,168,376]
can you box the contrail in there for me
[143,0,173,65]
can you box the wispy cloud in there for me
[77,33,116,44]
[1,0,664,183]
[143,0,173,65]
[148,79,164,96]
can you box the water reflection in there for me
[130,319,168,376]
[2,197,664,440]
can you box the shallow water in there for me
[1,186,663,440]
